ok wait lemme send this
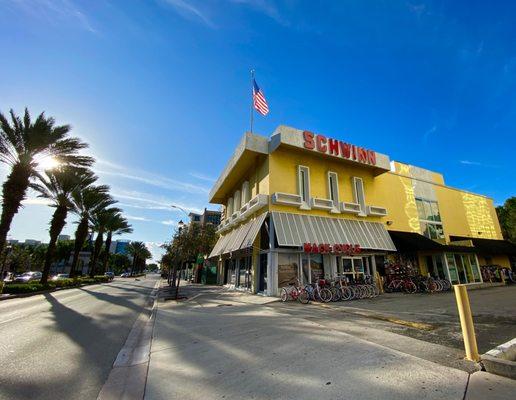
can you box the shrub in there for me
[53,278,78,288]
[3,282,55,294]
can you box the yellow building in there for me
[208,126,515,296]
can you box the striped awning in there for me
[271,211,396,251]
[208,212,267,258]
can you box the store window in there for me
[298,165,310,204]
[278,253,299,288]
[310,254,324,282]
[415,198,444,239]
[445,254,459,284]
[352,177,367,216]
[328,172,339,206]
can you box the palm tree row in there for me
[0,108,139,284]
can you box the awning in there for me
[389,231,475,253]
[450,236,516,255]
[240,212,267,250]
[208,213,267,258]
[270,212,396,251]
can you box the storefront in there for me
[207,126,512,297]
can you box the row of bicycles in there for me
[280,275,380,304]
[384,275,451,294]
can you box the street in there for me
[0,275,159,400]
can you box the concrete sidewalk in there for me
[144,283,515,399]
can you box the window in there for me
[227,197,233,216]
[415,197,444,239]
[241,181,250,205]
[352,177,366,216]
[297,165,310,204]
[278,253,299,288]
[234,190,241,213]
[328,172,339,206]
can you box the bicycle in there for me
[280,279,309,304]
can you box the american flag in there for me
[252,79,269,116]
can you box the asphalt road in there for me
[0,275,159,400]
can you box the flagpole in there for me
[250,69,255,133]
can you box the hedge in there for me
[2,275,111,294]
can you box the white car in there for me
[14,271,42,283]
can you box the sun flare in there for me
[37,156,61,171]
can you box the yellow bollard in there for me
[454,284,480,362]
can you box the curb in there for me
[97,279,160,400]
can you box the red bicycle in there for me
[280,279,310,304]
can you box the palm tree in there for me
[88,207,121,277]
[0,108,93,254]
[31,167,96,284]
[102,213,132,273]
[127,241,150,275]
[69,185,115,277]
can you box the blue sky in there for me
[0,0,515,260]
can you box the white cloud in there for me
[95,159,209,195]
[125,214,152,222]
[111,189,203,214]
[460,160,500,168]
[189,171,216,183]
[5,0,97,33]
[161,219,176,226]
[22,198,53,206]
[160,0,215,28]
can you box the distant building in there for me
[109,240,130,255]
[7,239,19,245]
[189,208,222,227]
[24,239,42,246]
[58,234,71,241]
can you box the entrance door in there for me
[454,254,467,283]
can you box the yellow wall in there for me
[215,140,504,246]
[268,147,384,222]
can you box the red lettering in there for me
[358,148,368,163]
[312,243,319,253]
[318,243,326,254]
[340,142,351,159]
[354,245,361,254]
[303,131,315,150]
[328,139,339,156]
[368,150,376,165]
[303,243,312,253]
[316,135,327,153]
[334,244,342,253]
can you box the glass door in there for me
[445,253,459,284]
[454,254,467,283]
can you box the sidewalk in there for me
[142,282,515,399]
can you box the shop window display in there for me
[278,253,299,288]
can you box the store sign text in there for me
[302,131,377,166]
[303,243,361,255]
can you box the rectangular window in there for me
[352,177,366,216]
[278,253,300,288]
[241,181,250,205]
[298,165,310,204]
[416,197,444,239]
[328,172,339,205]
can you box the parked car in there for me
[51,274,69,281]
[14,271,42,283]
[104,271,114,281]
[120,272,130,278]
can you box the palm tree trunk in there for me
[41,206,68,284]
[130,256,137,276]
[102,231,112,274]
[0,164,31,254]
[89,231,104,278]
[70,216,89,278]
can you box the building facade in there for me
[189,208,222,226]
[208,126,514,296]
